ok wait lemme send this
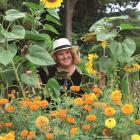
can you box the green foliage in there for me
[0,2,61,97]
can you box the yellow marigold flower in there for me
[35,116,49,129]
[121,104,134,115]
[0,99,9,106]
[46,133,53,139]
[40,0,63,9]
[104,107,115,116]
[20,130,28,138]
[0,136,5,140]
[66,117,75,124]
[83,105,91,111]
[4,131,15,140]
[41,100,48,108]
[70,127,78,136]
[74,97,84,106]
[70,86,80,92]
[100,40,108,48]
[4,106,14,112]
[105,118,116,128]
[86,115,96,121]
[50,110,59,117]
[4,122,13,127]
[82,124,90,130]
[131,134,140,140]
[135,119,140,125]
[111,90,122,101]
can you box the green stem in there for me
[126,73,130,102]
[11,60,24,97]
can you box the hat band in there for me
[53,45,71,52]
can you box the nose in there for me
[63,53,68,58]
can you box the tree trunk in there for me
[64,0,78,41]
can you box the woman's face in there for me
[55,49,73,68]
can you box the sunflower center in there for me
[48,0,56,2]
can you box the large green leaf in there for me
[89,17,107,32]
[0,32,5,43]
[23,2,40,11]
[21,73,38,86]
[99,56,114,74]
[8,25,25,40]
[46,15,61,25]
[110,38,136,63]
[44,24,59,34]
[119,23,140,30]
[26,44,55,65]
[46,78,60,99]
[25,31,47,41]
[95,29,117,41]
[5,9,25,21]
[47,9,60,20]
[0,44,17,66]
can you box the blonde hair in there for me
[52,47,80,65]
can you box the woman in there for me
[38,38,83,96]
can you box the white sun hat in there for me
[52,38,72,53]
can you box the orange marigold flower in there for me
[82,124,90,130]
[70,86,80,92]
[121,104,134,115]
[45,133,53,139]
[58,110,67,120]
[74,97,84,106]
[92,87,102,96]
[66,117,75,124]
[0,99,9,106]
[135,119,140,125]
[4,122,13,127]
[104,107,116,116]
[70,127,78,136]
[83,105,91,111]
[35,116,49,129]
[111,90,122,101]
[86,115,96,121]
[41,100,48,108]
[4,106,14,112]
[30,104,39,111]
[0,122,4,128]
[83,93,96,105]
[27,131,36,140]
[20,130,28,138]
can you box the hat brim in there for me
[51,46,72,54]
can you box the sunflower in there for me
[40,0,63,9]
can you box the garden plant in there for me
[0,0,140,140]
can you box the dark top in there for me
[38,66,83,97]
